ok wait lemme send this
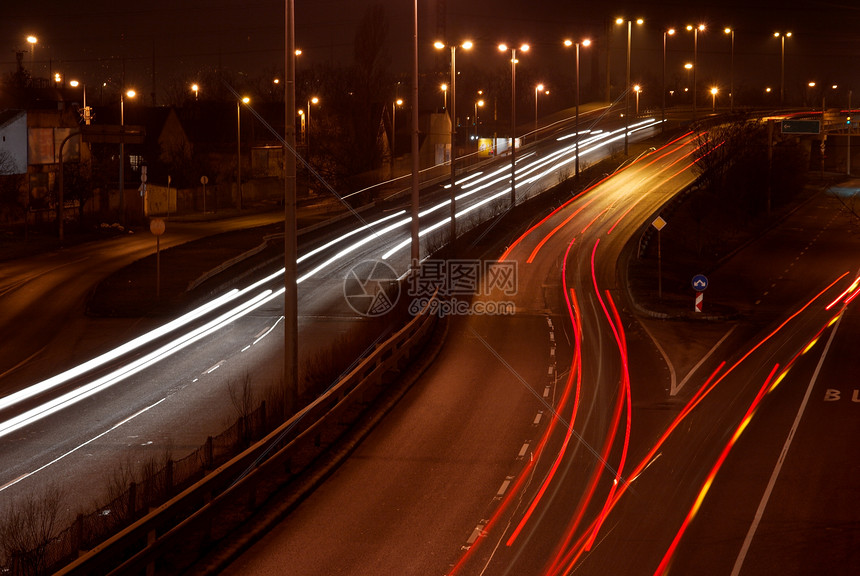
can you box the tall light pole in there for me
[285,0,299,409]
[564,38,591,177]
[435,39,472,247]
[686,24,705,120]
[26,36,37,77]
[534,83,549,141]
[633,84,642,116]
[616,18,643,156]
[724,28,735,112]
[474,98,484,146]
[306,96,319,168]
[119,88,135,226]
[391,97,403,173]
[775,32,792,106]
[662,29,675,131]
[237,96,249,210]
[499,42,529,207]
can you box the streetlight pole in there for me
[565,38,591,177]
[662,29,675,131]
[775,32,792,106]
[26,36,37,78]
[119,88,135,226]
[687,24,705,120]
[499,43,529,207]
[474,99,483,137]
[285,0,299,409]
[616,18,643,156]
[237,96,249,210]
[634,85,642,116]
[534,83,547,141]
[391,97,403,174]
[435,39,472,247]
[725,28,735,112]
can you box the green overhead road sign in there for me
[81,125,146,144]
[781,119,820,134]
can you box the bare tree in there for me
[0,485,64,576]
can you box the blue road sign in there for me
[692,274,708,291]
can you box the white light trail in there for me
[0,289,280,440]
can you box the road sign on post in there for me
[781,119,820,135]
[692,274,707,313]
[652,216,667,300]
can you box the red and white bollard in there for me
[694,291,703,313]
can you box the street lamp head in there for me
[498,43,508,52]
[70,80,79,87]
[395,98,404,106]
[441,83,447,92]
[685,62,693,70]
[634,85,641,93]
[461,40,473,50]
[724,27,732,34]
[126,89,136,99]
[667,28,676,35]
[520,43,530,52]
[564,39,573,47]
[241,96,250,104]
[477,99,484,107]
[434,40,446,50]
[808,82,816,88]
[27,35,37,45]
[536,83,544,91]
[294,49,302,56]
[297,109,304,116]
[54,73,62,83]
[710,87,719,95]
[311,96,319,104]
[582,39,591,47]
[636,18,644,25]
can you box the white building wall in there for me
[0,111,28,174]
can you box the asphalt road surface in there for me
[223,167,860,574]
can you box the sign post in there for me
[150,218,166,299]
[692,274,708,312]
[201,175,209,214]
[652,216,667,300]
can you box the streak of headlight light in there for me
[297,203,451,282]
[381,216,451,260]
[389,185,515,262]
[443,171,484,188]
[297,209,406,264]
[0,289,278,440]
[0,289,241,412]
[297,217,412,282]
[556,129,594,141]
[459,164,514,189]
[520,120,659,186]
[517,121,656,185]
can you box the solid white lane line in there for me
[730,313,843,576]
[0,398,167,493]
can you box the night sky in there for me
[1,1,858,107]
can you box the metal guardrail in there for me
[55,293,440,576]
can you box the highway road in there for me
[223,150,860,574]
[0,109,662,540]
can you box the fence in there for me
[45,291,439,576]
